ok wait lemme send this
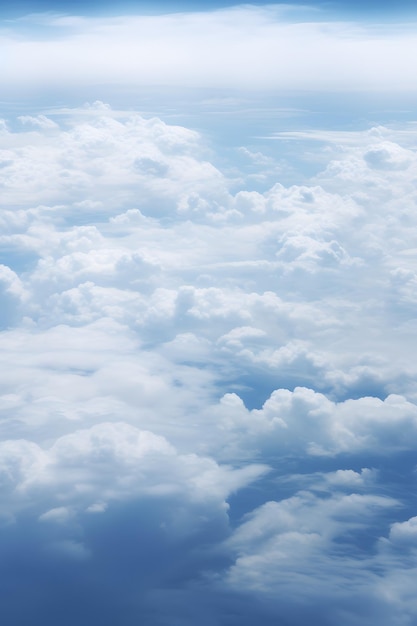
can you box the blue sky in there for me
[2,2,417,626]
[3,0,417,10]
[3,0,417,19]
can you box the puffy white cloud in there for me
[0,102,224,214]
[213,387,417,458]
[387,516,417,546]
[0,421,267,518]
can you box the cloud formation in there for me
[1,100,417,624]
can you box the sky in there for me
[2,1,417,625]
[3,0,417,18]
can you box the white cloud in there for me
[3,6,416,91]
[0,105,222,212]
[388,516,417,546]
[18,114,59,130]
[211,387,417,458]
[3,8,417,92]
[39,506,74,523]
[225,489,397,590]
[0,420,267,521]
[222,484,417,625]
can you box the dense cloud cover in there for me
[1,98,417,624]
[3,7,417,93]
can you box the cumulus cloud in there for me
[212,387,417,458]
[0,421,267,521]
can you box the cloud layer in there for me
[1,99,417,624]
[3,6,417,92]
